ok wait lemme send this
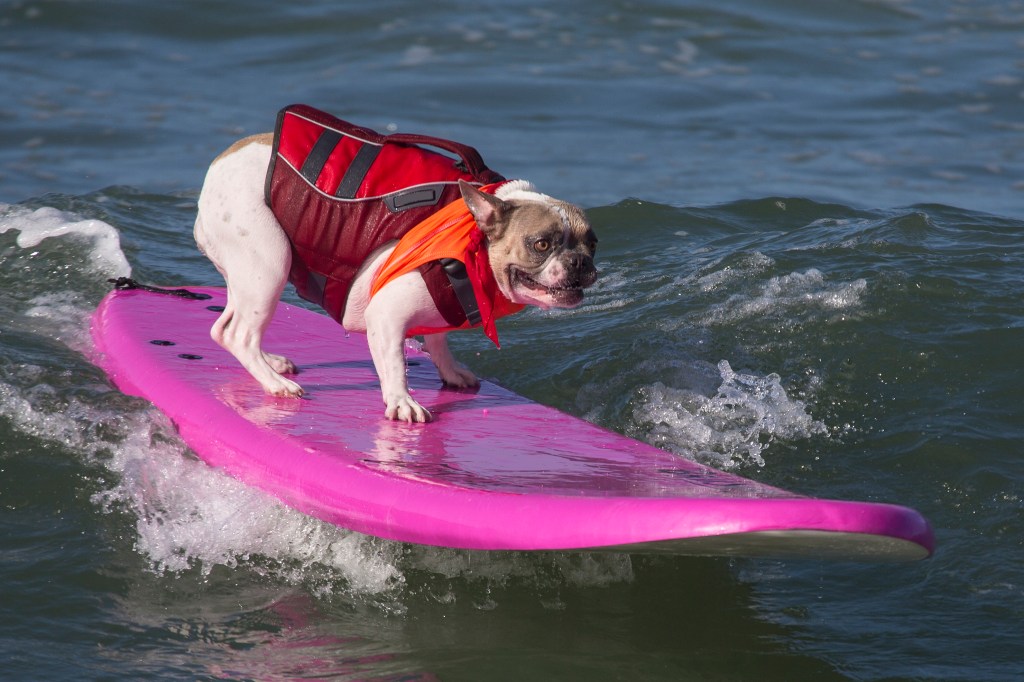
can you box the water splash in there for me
[0,363,403,596]
[0,203,131,279]
[633,360,827,470]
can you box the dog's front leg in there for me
[422,333,479,388]
[365,296,432,423]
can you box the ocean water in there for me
[1,1,1022,680]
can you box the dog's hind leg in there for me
[218,278,304,398]
[195,141,303,397]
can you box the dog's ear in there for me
[460,180,511,240]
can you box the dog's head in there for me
[460,180,598,309]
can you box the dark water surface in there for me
[2,2,1023,680]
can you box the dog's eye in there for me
[533,238,552,253]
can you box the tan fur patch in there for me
[214,132,273,163]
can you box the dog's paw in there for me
[385,395,432,423]
[263,351,298,375]
[264,375,304,398]
[440,364,479,389]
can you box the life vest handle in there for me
[387,133,497,182]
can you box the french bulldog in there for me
[194,133,597,423]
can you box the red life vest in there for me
[264,104,516,341]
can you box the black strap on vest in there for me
[297,129,384,199]
[336,143,382,198]
[300,130,342,185]
[439,259,482,327]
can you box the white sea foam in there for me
[693,252,776,293]
[704,268,867,325]
[0,365,407,595]
[22,291,98,354]
[103,435,406,596]
[1,204,131,353]
[0,203,131,278]
[633,360,827,470]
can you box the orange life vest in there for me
[371,183,526,347]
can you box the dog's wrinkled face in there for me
[460,181,598,309]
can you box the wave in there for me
[7,192,1015,603]
[0,202,131,279]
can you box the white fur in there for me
[194,139,477,423]
[493,179,543,201]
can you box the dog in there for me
[194,126,597,423]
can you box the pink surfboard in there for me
[90,284,934,560]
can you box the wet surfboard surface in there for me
[90,285,934,560]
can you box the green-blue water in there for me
[2,2,1022,680]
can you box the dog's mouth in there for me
[510,268,584,307]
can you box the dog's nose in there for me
[568,253,597,287]
[569,252,593,271]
